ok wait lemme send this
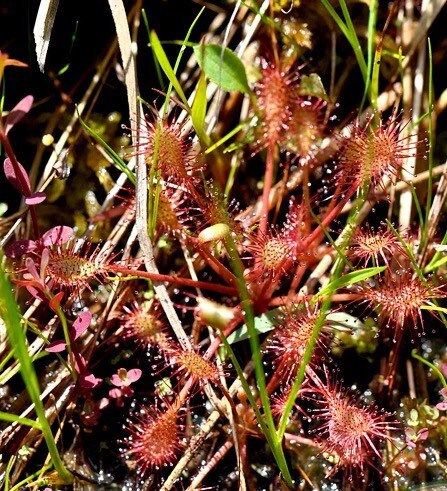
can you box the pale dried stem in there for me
[399,0,426,228]
[107,0,192,350]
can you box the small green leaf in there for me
[317,266,386,299]
[227,308,281,344]
[0,203,7,217]
[298,73,328,100]
[193,44,250,93]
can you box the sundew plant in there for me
[1,1,447,489]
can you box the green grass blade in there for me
[141,8,165,91]
[79,114,136,185]
[321,0,367,82]
[0,252,73,483]
[0,410,42,429]
[412,349,447,388]
[316,266,386,299]
[205,121,246,154]
[150,30,190,110]
[191,72,208,143]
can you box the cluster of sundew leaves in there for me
[2,2,447,490]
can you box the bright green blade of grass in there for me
[79,114,136,185]
[0,411,41,429]
[321,0,367,83]
[0,252,73,483]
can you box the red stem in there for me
[300,184,358,251]
[187,237,237,286]
[259,144,275,236]
[107,264,237,296]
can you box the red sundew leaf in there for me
[4,95,34,134]
[3,157,31,196]
[4,239,36,258]
[72,310,92,340]
[49,292,64,312]
[25,191,46,205]
[42,226,74,246]
[46,340,66,353]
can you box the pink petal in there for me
[25,192,46,205]
[417,428,429,441]
[4,95,33,134]
[80,373,102,389]
[25,257,40,280]
[110,373,125,387]
[108,388,123,398]
[126,368,142,383]
[42,226,74,246]
[46,340,66,353]
[74,353,86,374]
[25,285,46,301]
[4,239,36,258]
[72,310,92,340]
[405,439,416,449]
[40,248,50,278]
[3,157,31,195]
[436,402,447,411]
[99,397,109,409]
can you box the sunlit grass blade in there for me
[316,266,386,299]
[0,252,73,484]
[150,30,190,110]
[79,114,136,185]
[321,0,367,83]
[0,410,42,429]
[412,349,447,388]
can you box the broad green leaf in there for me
[193,44,250,93]
[316,266,386,299]
[227,308,281,344]
[150,31,190,109]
